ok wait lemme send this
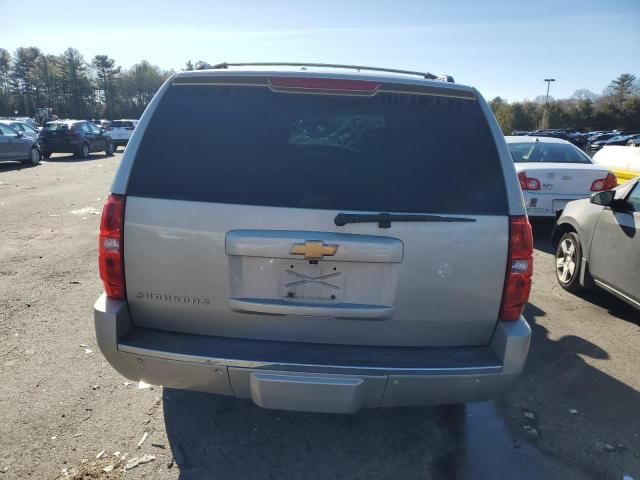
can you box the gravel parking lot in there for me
[0,153,638,480]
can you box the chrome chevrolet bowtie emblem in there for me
[290,241,338,260]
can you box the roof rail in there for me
[207,62,454,82]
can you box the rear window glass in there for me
[127,85,507,214]
[43,123,69,131]
[508,142,592,164]
[111,121,133,128]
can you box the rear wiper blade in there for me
[334,212,476,228]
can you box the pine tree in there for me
[92,55,121,118]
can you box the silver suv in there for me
[95,63,533,413]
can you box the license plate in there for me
[281,262,344,301]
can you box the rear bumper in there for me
[523,191,588,217]
[94,294,531,413]
[39,142,80,153]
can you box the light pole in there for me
[541,78,555,129]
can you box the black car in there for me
[38,120,114,159]
[601,134,640,147]
[588,132,619,151]
[528,129,586,148]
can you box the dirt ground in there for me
[0,153,638,479]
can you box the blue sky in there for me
[2,0,639,101]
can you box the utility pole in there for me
[541,78,556,129]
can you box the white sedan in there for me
[506,136,617,217]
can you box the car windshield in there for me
[508,142,592,164]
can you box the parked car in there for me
[552,176,640,309]
[589,133,622,151]
[4,120,40,141]
[13,116,40,130]
[94,63,533,413]
[506,136,616,217]
[107,119,138,150]
[588,132,616,141]
[628,137,640,147]
[39,120,114,158]
[0,122,41,165]
[584,130,606,138]
[91,119,111,129]
[604,134,640,146]
[528,129,586,148]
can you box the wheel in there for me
[78,142,90,159]
[42,151,51,159]
[555,232,583,293]
[105,142,114,157]
[21,147,41,165]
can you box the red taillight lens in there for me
[269,77,379,93]
[591,172,617,191]
[99,194,126,299]
[499,216,533,321]
[518,171,541,191]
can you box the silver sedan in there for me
[552,177,640,309]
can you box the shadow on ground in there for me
[530,218,556,254]
[163,389,561,480]
[498,301,640,479]
[0,161,38,173]
[44,153,115,163]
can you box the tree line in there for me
[0,46,638,132]
[0,47,173,120]
[489,74,640,133]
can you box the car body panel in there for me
[124,197,509,347]
[0,123,37,161]
[588,183,640,304]
[555,178,640,308]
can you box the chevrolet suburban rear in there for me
[94,63,532,413]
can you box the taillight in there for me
[591,173,617,191]
[99,194,126,299]
[518,171,541,191]
[498,216,533,321]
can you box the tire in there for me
[21,147,41,165]
[77,142,90,159]
[105,142,114,157]
[42,151,51,159]
[555,232,583,293]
